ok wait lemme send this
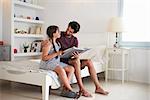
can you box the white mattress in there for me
[0,60,61,89]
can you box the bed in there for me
[0,60,53,100]
[0,46,106,100]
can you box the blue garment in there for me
[40,42,68,70]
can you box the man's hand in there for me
[71,51,80,58]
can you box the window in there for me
[120,0,150,47]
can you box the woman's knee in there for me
[69,66,75,73]
[65,65,75,73]
[54,66,65,74]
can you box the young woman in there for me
[40,25,80,98]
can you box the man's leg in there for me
[81,59,109,95]
[68,58,92,97]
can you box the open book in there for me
[60,47,90,59]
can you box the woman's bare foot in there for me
[79,89,92,97]
[95,87,109,95]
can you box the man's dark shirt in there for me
[57,32,78,50]
[57,32,78,63]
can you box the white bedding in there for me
[0,46,106,89]
[80,45,106,63]
[0,60,61,89]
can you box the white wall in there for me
[42,0,118,32]
[0,0,2,40]
[41,0,118,46]
[129,49,149,84]
[148,50,150,84]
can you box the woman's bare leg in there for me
[64,66,74,82]
[54,66,73,91]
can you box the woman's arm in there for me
[41,40,62,61]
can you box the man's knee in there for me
[84,59,92,65]
[69,58,80,66]
[85,59,93,68]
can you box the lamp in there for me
[107,17,124,48]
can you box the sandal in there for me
[60,89,81,99]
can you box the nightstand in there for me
[105,48,129,84]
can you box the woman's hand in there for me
[57,50,64,56]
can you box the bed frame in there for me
[0,68,52,100]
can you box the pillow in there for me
[79,45,106,63]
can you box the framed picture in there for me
[30,40,42,52]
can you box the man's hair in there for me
[68,21,80,33]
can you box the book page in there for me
[60,47,90,58]
[80,48,97,60]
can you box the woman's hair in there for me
[46,25,58,39]
[46,25,59,58]
[68,21,80,33]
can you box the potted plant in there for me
[23,43,29,53]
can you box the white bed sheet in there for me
[0,60,61,89]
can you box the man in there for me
[57,21,109,97]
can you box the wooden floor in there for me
[0,78,149,100]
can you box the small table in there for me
[105,48,130,84]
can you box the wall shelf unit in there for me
[14,34,44,38]
[3,0,44,61]
[14,0,44,10]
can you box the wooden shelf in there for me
[14,0,44,10]
[14,34,44,38]
[14,18,44,24]
[14,52,42,57]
